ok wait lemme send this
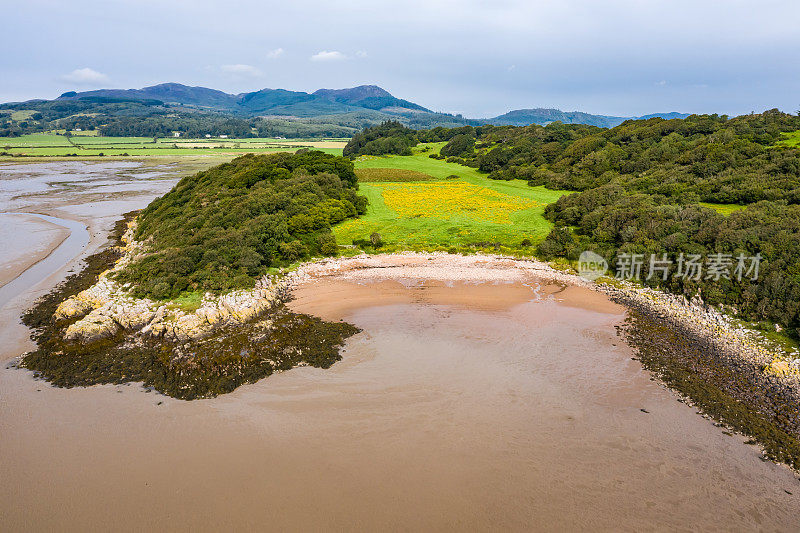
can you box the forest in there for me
[346,111,800,337]
[115,151,366,299]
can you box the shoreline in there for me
[0,213,90,311]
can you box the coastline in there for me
[285,252,800,467]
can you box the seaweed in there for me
[623,309,800,470]
[18,213,360,400]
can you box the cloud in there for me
[267,48,284,59]
[220,64,263,77]
[355,50,368,58]
[61,68,109,85]
[310,50,347,62]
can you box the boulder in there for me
[64,313,119,342]
[54,297,94,320]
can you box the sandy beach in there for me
[1,162,799,531]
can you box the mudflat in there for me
[1,162,798,532]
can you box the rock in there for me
[765,359,796,378]
[64,313,119,342]
[54,296,93,319]
[113,302,155,330]
[172,314,209,341]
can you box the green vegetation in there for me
[343,122,481,158]
[698,202,747,216]
[778,130,800,147]
[343,121,418,156]
[335,150,568,250]
[354,167,435,182]
[115,151,366,299]
[349,110,800,339]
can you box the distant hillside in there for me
[482,108,689,128]
[59,83,239,110]
[56,83,433,117]
[313,85,430,113]
[2,82,689,138]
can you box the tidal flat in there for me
[1,161,799,531]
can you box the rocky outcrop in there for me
[55,221,289,344]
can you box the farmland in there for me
[0,133,347,159]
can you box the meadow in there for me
[0,133,347,158]
[778,130,800,147]
[335,145,570,250]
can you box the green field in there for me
[0,133,347,158]
[778,130,800,147]
[699,202,748,215]
[335,147,570,249]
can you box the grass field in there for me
[699,202,747,215]
[0,135,570,250]
[0,133,347,158]
[777,130,800,147]
[335,147,570,250]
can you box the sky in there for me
[2,0,799,118]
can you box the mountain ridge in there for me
[51,82,686,126]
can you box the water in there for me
[0,213,89,310]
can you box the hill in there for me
[59,83,239,110]
[55,83,435,117]
[483,108,689,127]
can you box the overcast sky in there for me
[2,0,799,118]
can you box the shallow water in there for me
[0,160,181,312]
[0,213,89,310]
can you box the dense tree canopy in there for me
[342,120,419,157]
[115,151,365,299]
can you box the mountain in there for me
[483,108,689,128]
[2,82,690,139]
[313,85,430,113]
[52,83,687,126]
[59,83,239,110]
[56,83,433,117]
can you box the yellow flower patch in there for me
[377,181,541,224]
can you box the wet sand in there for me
[0,213,69,287]
[3,273,799,531]
[1,162,799,531]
